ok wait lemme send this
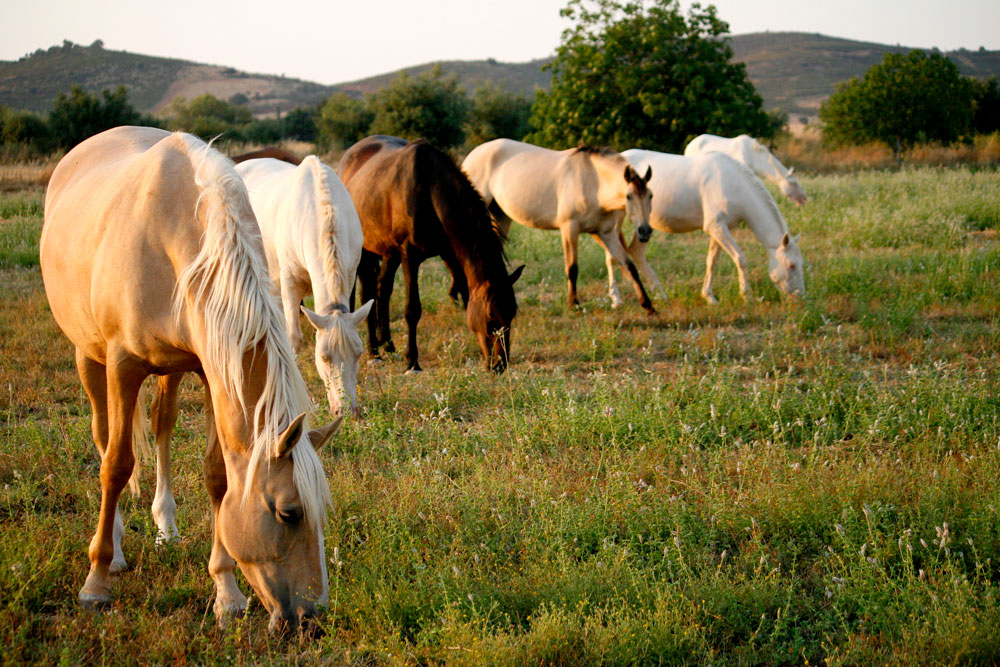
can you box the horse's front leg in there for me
[376,254,401,353]
[357,250,381,357]
[625,230,667,301]
[150,373,183,545]
[441,249,468,307]
[401,249,424,372]
[559,224,581,308]
[79,351,144,608]
[701,239,722,305]
[594,229,655,315]
[201,380,247,623]
[601,244,624,308]
[75,349,128,575]
[704,222,750,302]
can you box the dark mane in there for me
[411,141,511,284]
[573,145,618,158]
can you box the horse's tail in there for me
[305,156,343,301]
[127,380,153,496]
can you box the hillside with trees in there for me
[3,35,1000,122]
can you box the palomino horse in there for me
[684,134,807,206]
[231,146,302,166]
[40,126,341,633]
[235,156,373,416]
[619,149,805,304]
[462,139,655,312]
[339,135,522,373]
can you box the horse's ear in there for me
[349,299,374,327]
[508,264,525,285]
[788,166,795,176]
[781,233,790,248]
[308,414,345,450]
[275,412,307,458]
[623,166,635,183]
[643,166,652,183]
[301,306,327,331]
[793,233,802,244]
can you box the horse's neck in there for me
[592,156,628,209]
[753,150,790,185]
[742,182,788,253]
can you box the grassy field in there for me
[1,166,999,665]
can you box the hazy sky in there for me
[2,0,998,85]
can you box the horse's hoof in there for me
[610,299,624,309]
[383,342,396,354]
[404,367,422,375]
[155,529,181,547]
[79,592,112,610]
[366,358,383,366]
[109,558,128,574]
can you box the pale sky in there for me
[2,0,998,85]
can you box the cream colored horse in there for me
[684,134,807,206]
[462,139,655,313]
[235,156,373,416]
[41,126,341,633]
[620,149,804,304]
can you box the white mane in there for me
[170,133,329,528]
[729,156,789,238]
[304,156,350,305]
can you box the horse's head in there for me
[768,233,805,298]
[467,264,523,373]
[302,301,373,418]
[218,414,342,634]
[781,168,808,206]
[624,165,654,242]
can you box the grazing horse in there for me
[462,139,655,312]
[235,156,373,416]
[619,149,804,304]
[231,146,302,166]
[339,135,522,373]
[684,134,807,206]
[40,126,341,633]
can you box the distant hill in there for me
[0,40,338,115]
[729,32,1000,120]
[3,35,1000,123]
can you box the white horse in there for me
[462,139,655,312]
[618,149,804,304]
[235,157,372,417]
[684,134,807,206]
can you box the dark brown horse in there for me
[338,135,522,372]
[231,146,302,166]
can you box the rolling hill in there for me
[3,35,999,123]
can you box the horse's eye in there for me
[276,507,303,525]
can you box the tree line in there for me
[2,0,998,162]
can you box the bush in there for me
[48,85,144,150]
[368,65,470,149]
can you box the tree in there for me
[0,106,53,155]
[819,50,974,153]
[368,65,470,149]
[970,76,1000,135]
[48,85,143,150]
[464,81,532,148]
[316,93,374,150]
[167,94,253,141]
[281,107,318,142]
[526,0,771,152]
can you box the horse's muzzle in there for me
[637,225,653,243]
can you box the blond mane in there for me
[303,156,350,305]
[170,133,329,528]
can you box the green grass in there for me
[1,166,1000,664]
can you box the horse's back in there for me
[41,127,224,365]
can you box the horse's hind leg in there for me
[201,379,247,623]
[75,349,128,576]
[401,249,424,372]
[79,351,144,608]
[357,250,381,356]
[150,373,183,545]
[376,254,401,353]
[701,239,722,304]
[600,242,624,308]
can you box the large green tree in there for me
[368,65,470,149]
[819,50,974,152]
[316,93,374,150]
[167,94,253,141]
[48,85,144,150]
[464,81,532,148]
[526,0,771,151]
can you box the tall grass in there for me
[1,166,999,663]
